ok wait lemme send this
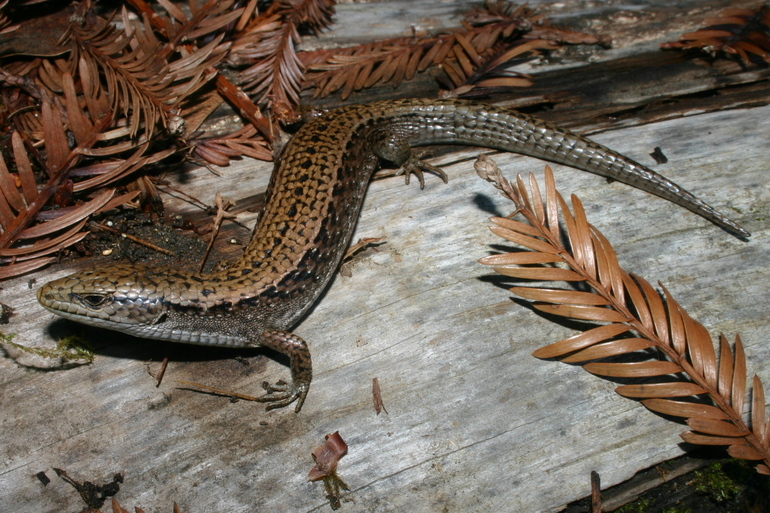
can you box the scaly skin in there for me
[37,99,749,412]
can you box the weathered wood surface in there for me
[2,1,769,512]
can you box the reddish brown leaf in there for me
[732,335,747,417]
[112,496,131,513]
[621,273,652,332]
[509,287,609,306]
[0,151,23,216]
[451,43,474,79]
[0,256,56,279]
[568,194,595,280]
[682,311,718,389]
[751,375,766,445]
[404,48,421,82]
[592,232,616,297]
[727,444,765,461]
[585,361,682,378]
[543,166,559,240]
[493,266,584,282]
[41,99,69,172]
[308,431,348,481]
[372,377,387,415]
[475,77,533,88]
[616,382,707,398]
[680,30,734,40]
[0,191,15,227]
[515,174,533,212]
[62,70,91,145]
[641,398,729,420]
[453,32,482,67]
[686,418,748,437]
[717,334,734,399]
[479,252,562,265]
[732,40,769,60]
[18,189,114,239]
[527,173,545,224]
[12,131,38,206]
[533,304,630,323]
[489,216,543,237]
[74,147,172,191]
[0,220,87,257]
[562,337,655,364]
[680,432,743,446]
[634,274,668,343]
[532,323,631,359]
[662,284,687,355]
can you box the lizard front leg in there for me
[371,130,448,189]
[256,330,312,412]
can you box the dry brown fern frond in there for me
[301,1,601,99]
[190,124,272,166]
[476,159,770,475]
[301,2,536,99]
[0,68,153,279]
[661,5,770,65]
[0,3,238,279]
[63,7,229,139]
[0,60,173,252]
[0,0,18,35]
[139,0,244,45]
[122,1,274,141]
[233,0,336,107]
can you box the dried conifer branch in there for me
[63,9,228,139]
[476,157,770,475]
[233,0,336,107]
[0,88,117,258]
[0,2,241,279]
[301,1,601,99]
[191,124,272,166]
[661,5,770,65]
[125,0,274,140]
[0,1,18,35]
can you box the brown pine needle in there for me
[476,157,770,474]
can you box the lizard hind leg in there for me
[255,330,312,412]
[371,131,448,189]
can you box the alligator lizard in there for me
[37,99,749,412]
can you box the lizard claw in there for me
[394,151,449,189]
[257,379,309,412]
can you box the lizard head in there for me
[37,264,169,331]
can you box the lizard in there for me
[37,98,750,412]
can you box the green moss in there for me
[0,333,94,363]
[616,497,649,513]
[690,461,741,503]
[662,507,691,513]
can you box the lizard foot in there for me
[257,379,309,412]
[394,151,449,189]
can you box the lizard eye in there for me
[75,294,109,309]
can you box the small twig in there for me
[147,358,170,387]
[198,192,237,273]
[155,180,212,211]
[343,237,385,261]
[89,221,175,256]
[590,471,602,513]
[176,380,259,401]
